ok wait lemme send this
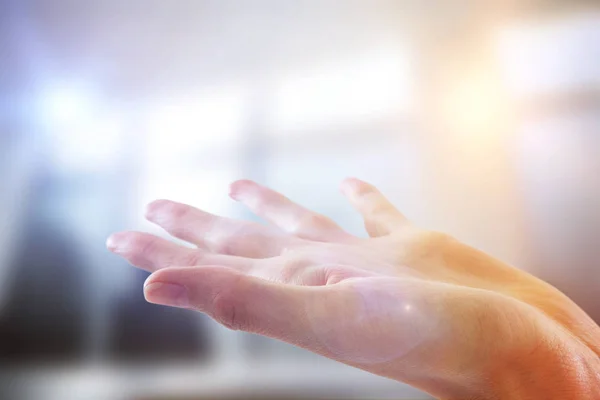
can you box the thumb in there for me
[341,178,408,237]
[143,266,327,348]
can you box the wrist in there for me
[484,333,600,400]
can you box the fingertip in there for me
[341,177,366,195]
[229,179,256,201]
[145,265,239,287]
[144,199,170,220]
[144,265,246,310]
[143,269,184,305]
[144,266,178,288]
[106,231,129,253]
[145,199,191,227]
[106,234,118,251]
[144,281,190,308]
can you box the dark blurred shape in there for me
[107,269,209,362]
[0,178,86,363]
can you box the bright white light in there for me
[136,168,236,233]
[48,117,124,173]
[38,84,96,127]
[271,44,412,133]
[445,74,502,135]
[404,304,412,312]
[36,83,125,173]
[495,12,600,97]
[145,86,246,162]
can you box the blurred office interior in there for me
[0,1,599,399]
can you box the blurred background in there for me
[0,0,599,399]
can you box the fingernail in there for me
[144,282,190,308]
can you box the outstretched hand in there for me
[107,178,600,399]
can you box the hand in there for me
[107,178,600,399]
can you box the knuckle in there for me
[211,289,247,331]
[165,202,190,221]
[181,250,204,266]
[126,234,156,265]
[127,252,148,268]
[211,239,235,255]
[279,256,309,283]
[137,236,157,254]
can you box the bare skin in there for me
[107,178,600,399]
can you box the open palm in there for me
[107,178,600,399]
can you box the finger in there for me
[143,266,331,353]
[229,180,351,242]
[340,178,408,237]
[106,231,253,273]
[145,199,296,258]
